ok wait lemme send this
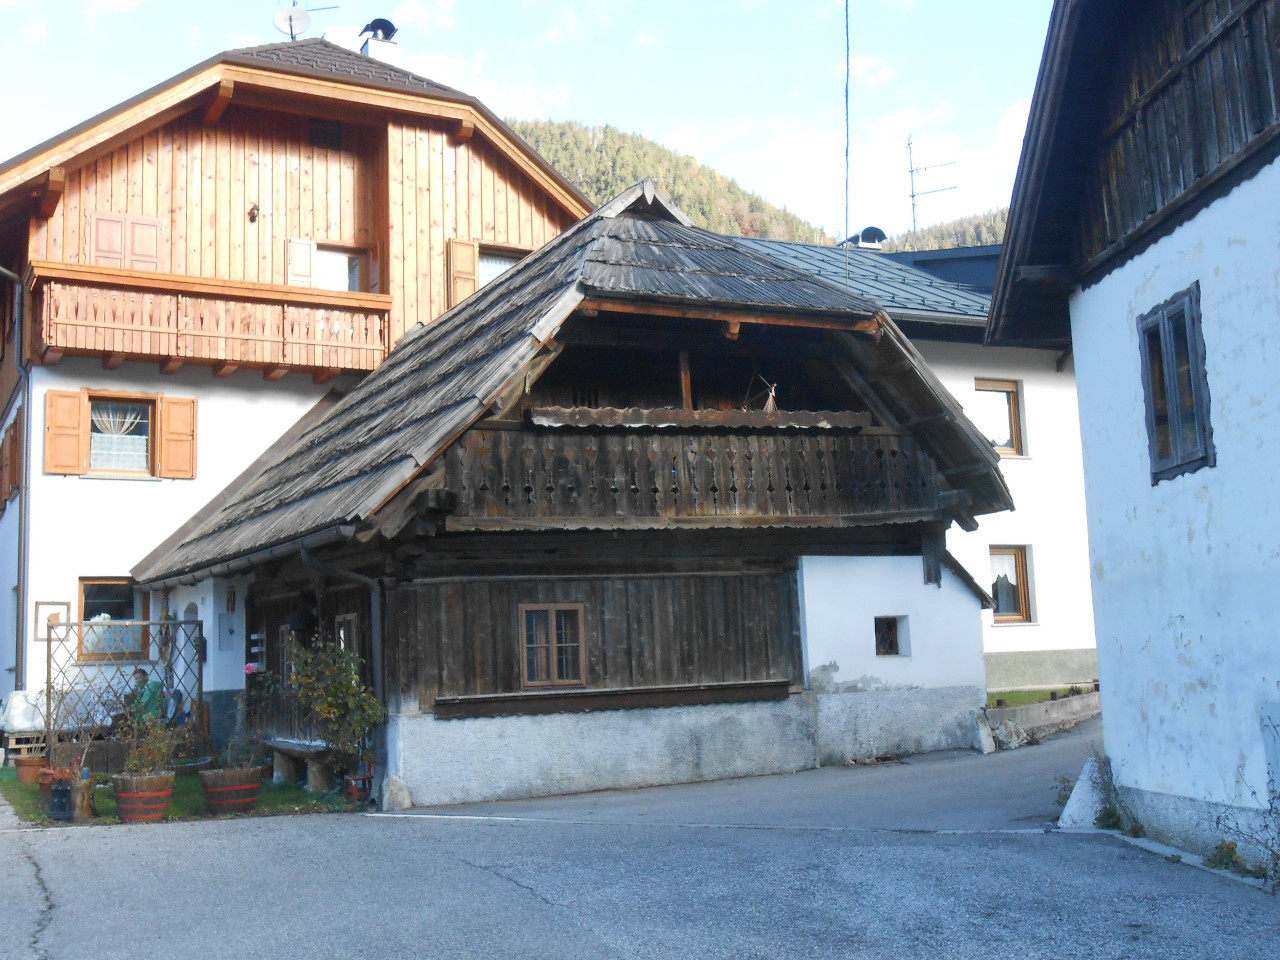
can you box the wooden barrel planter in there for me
[112,773,176,823]
[199,767,262,814]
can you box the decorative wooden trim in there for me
[27,260,393,312]
[433,679,792,720]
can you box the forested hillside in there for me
[509,119,832,243]
[884,208,1008,252]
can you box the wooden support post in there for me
[679,350,693,410]
[922,527,945,586]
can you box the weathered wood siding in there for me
[1081,0,1280,265]
[388,569,803,707]
[386,120,577,344]
[444,426,946,528]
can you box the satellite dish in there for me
[274,5,312,40]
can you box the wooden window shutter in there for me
[90,214,127,269]
[0,428,9,503]
[44,389,87,475]
[127,219,162,272]
[156,395,197,479]
[447,238,479,308]
[286,239,317,287]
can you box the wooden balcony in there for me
[28,261,391,376]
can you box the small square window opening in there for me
[874,616,910,657]
[972,379,1023,455]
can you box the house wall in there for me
[24,105,577,348]
[0,399,20,698]
[1069,156,1280,858]
[915,340,1097,689]
[21,358,349,695]
[798,555,988,763]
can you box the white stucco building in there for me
[990,0,1280,867]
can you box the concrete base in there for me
[815,686,986,765]
[1059,755,1111,829]
[1116,783,1276,872]
[389,687,991,807]
[984,649,1098,691]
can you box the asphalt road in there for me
[3,717,1277,960]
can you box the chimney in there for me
[359,18,402,65]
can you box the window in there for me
[990,546,1032,624]
[44,390,196,478]
[334,613,358,652]
[874,616,910,657]
[286,239,369,292]
[971,379,1023,455]
[79,577,150,660]
[479,250,523,287]
[520,603,584,687]
[446,240,532,308]
[1137,282,1214,483]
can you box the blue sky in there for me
[0,1,1054,236]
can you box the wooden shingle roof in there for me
[138,181,1011,585]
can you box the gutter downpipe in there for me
[0,265,31,690]
[298,545,386,799]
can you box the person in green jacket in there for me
[126,668,165,721]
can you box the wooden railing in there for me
[444,424,947,528]
[28,262,391,374]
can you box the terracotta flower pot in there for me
[112,772,176,823]
[14,756,45,784]
[199,767,262,814]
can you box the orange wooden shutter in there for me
[447,239,479,308]
[156,395,197,479]
[286,239,316,287]
[44,390,87,475]
[0,426,9,502]
[8,412,22,499]
[127,218,162,272]
[90,214,127,268]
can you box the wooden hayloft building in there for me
[136,181,1011,804]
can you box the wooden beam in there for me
[450,118,475,144]
[37,167,65,218]
[40,347,63,366]
[578,298,883,334]
[723,320,741,340]
[313,367,341,385]
[1015,265,1075,287]
[527,406,874,431]
[159,358,184,375]
[214,362,239,378]
[202,79,234,126]
[102,353,125,370]
[679,350,693,410]
[263,366,288,382]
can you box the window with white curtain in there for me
[89,399,152,473]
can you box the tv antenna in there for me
[907,135,955,233]
[273,1,338,41]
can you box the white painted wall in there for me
[1069,157,1280,820]
[915,341,1096,663]
[21,358,349,691]
[798,555,986,691]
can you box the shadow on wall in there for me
[809,661,922,694]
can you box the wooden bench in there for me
[263,738,333,793]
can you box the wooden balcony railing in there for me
[28,261,391,374]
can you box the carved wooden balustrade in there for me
[444,414,950,528]
[29,261,391,374]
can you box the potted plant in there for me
[290,640,384,794]
[112,716,184,822]
[198,732,265,814]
